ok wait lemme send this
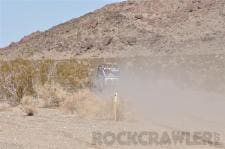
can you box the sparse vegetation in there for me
[0,59,94,106]
[61,89,103,117]
[0,58,122,119]
[0,55,224,119]
[39,60,54,85]
[0,59,36,105]
[35,83,67,108]
[56,60,90,88]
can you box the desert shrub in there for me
[0,58,127,119]
[59,88,128,120]
[0,59,36,105]
[61,89,105,118]
[35,82,68,108]
[0,59,94,105]
[38,60,54,85]
[0,58,112,106]
[35,83,111,118]
[56,60,90,88]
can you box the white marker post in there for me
[113,92,118,121]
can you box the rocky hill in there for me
[1,0,225,59]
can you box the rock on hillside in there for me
[1,0,225,59]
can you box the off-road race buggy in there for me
[94,63,120,91]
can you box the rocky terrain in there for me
[0,0,225,59]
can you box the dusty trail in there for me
[0,87,224,149]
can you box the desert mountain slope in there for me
[1,0,225,59]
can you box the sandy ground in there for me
[0,95,224,149]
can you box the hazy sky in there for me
[0,0,123,48]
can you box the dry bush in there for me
[56,60,90,88]
[38,60,54,85]
[60,95,76,114]
[0,58,128,119]
[0,59,35,105]
[35,83,67,108]
[0,59,93,106]
[20,96,37,116]
[0,58,96,110]
[61,89,126,120]
[35,83,110,118]
[61,89,104,118]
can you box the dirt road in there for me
[0,97,224,149]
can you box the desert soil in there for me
[0,91,224,149]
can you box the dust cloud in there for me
[116,68,225,134]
